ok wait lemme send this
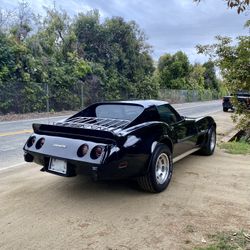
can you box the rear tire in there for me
[199,126,216,156]
[137,144,173,193]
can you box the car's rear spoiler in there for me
[32,123,119,143]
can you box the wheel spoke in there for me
[156,169,160,176]
[155,153,170,185]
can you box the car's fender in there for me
[116,121,173,175]
[195,116,216,146]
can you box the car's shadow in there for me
[37,152,211,201]
[43,153,208,200]
[51,175,153,200]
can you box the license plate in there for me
[49,158,67,174]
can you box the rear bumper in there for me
[24,151,148,181]
[222,101,233,109]
[223,98,250,109]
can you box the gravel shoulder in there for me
[0,111,249,250]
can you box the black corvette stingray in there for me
[23,100,216,192]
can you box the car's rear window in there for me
[95,104,143,121]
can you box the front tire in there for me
[223,107,228,112]
[199,126,216,156]
[137,144,173,193]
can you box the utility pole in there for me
[46,83,50,113]
[81,83,84,109]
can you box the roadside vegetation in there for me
[0,2,221,115]
[219,140,250,155]
[197,21,250,140]
[195,230,250,250]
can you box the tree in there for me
[29,7,92,111]
[0,8,14,32]
[73,11,155,100]
[10,1,34,42]
[0,4,92,114]
[194,0,249,14]
[0,2,45,114]
[202,61,219,90]
[157,51,190,89]
[188,63,206,90]
[197,33,250,133]
[0,5,156,114]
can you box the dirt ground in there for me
[0,112,249,250]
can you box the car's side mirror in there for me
[180,115,185,120]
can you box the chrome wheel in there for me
[137,144,173,192]
[210,130,216,151]
[155,153,169,185]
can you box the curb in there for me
[219,127,239,143]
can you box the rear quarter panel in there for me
[114,122,173,176]
[195,116,216,146]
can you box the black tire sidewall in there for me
[149,144,173,192]
[206,127,216,155]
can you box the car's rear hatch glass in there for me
[95,104,143,121]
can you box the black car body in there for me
[23,100,216,192]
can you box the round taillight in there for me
[77,144,89,157]
[36,138,45,149]
[91,146,103,159]
[27,136,36,147]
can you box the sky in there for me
[1,0,249,63]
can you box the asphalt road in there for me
[0,100,222,169]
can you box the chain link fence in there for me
[0,82,85,114]
[1,82,222,115]
[158,89,221,103]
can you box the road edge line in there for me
[0,162,26,172]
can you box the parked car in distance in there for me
[23,100,216,193]
[223,91,250,112]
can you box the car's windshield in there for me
[95,104,143,121]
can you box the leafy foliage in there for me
[157,51,219,93]
[157,51,190,89]
[0,4,155,114]
[188,63,206,90]
[197,32,250,132]
[220,140,250,154]
[203,61,219,90]
[0,3,220,115]
[194,0,249,13]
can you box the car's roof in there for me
[97,100,169,108]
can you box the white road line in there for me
[0,162,26,172]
